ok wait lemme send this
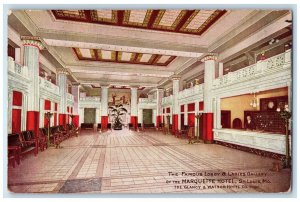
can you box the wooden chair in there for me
[8,134,22,167]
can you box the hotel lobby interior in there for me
[6,9,292,194]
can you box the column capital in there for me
[101,85,110,89]
[171,75,181,81]
[157,88,164,92]
[71,82,81,86]
[21,36,45,50]
[130,85,139,89]
[57,68,70,75]
[201,53,218,62]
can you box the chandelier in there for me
[250,93,258,108]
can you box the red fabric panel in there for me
[13,91,22,106]
[101,116,108,130]
[44,100,51,110]
[130,116,138,130]
[54,113,57,126]
[188,113,195,127]
[59,114,67,127]
[180,105,184,112]
[202,113,207,141]
[12,109,21,133]
[73,115,79,127]
[55,103,58,111]
[166,108,170,113]
[188,103,195,112]
[206,113,214,142]
[156,116,161,128]
[172,114,178,134]
[199,102,204,111]
[26,111,39,135]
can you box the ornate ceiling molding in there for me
[21,36,45,50]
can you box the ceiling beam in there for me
[43,38,204,57]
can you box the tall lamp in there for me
[44,112,53,148]
[194,113,203,143]
[277,105,292,168]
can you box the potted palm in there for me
[109,104,128,130]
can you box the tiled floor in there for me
[7,129,291,194]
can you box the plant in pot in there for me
[109,104,128,130]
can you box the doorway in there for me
[221,110,231,128]
[143,109,153,126]
[84,108,96,124]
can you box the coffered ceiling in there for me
[73,47,176,66]
[51,9,226,36]
[8,9,291,94]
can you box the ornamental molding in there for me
[21,36,45,50]
[71,82,81,86]
[56,68,70,75]
[171,75,181,81]
[200,53,218,62]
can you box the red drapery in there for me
[166,107,170,113]
[188,103,195,112]
[130,116,138,130]
[13,91,22,106]
[12,109,21,133]
[188,113,195,127]
[199,102,204,111]
[180,105,184,112]
[172,114,178,134]
[101,116,108,130]
[44,100,51,110]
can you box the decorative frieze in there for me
[200,53,218,62]
[21,36,45,50]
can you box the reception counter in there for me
[213,129,291,156]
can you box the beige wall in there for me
[221,87,288,126]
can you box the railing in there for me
[139,98,156,104]
[8,57,29,79]
[212,50,291,89]
[178,84,204,100]
[79,96,101,102]
[162,95,173,106]
[39,77,59,95]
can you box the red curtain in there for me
[13,91,22,106]
[199,102,204,111]
[180,105,184,112]
[12,109,21,133]
[54,113,57,126]
[188,103,195,112]
[101,116,108,130]
[44,100,51,110]
[188,113,195,127]
[166,108,170,113]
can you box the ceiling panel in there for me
[52,9,227,36]
[73,48,176,66]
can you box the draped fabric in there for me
[172,114,178,134]
[26,111,39,135]
[73,115,79,127]
[54,113,57,126]
[188,103,195,112]
[199,101,204,111]
[12,109,21,133]
[13,91,23,106]
[59,114,67,127]
[188,113,195,127]
[130,116,138,130]
[101,116,108,130]
[180,105,184,112]
[44,100,51,110]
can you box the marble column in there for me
[130,87,138,130]
[71,82,80,127]
[101,85,109,131]
[22,36,44,135]
[219,62,224,77]
[171,76,180,134]
[201,54,217,143]
[57,68,69,127]
[156,88,164,129]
